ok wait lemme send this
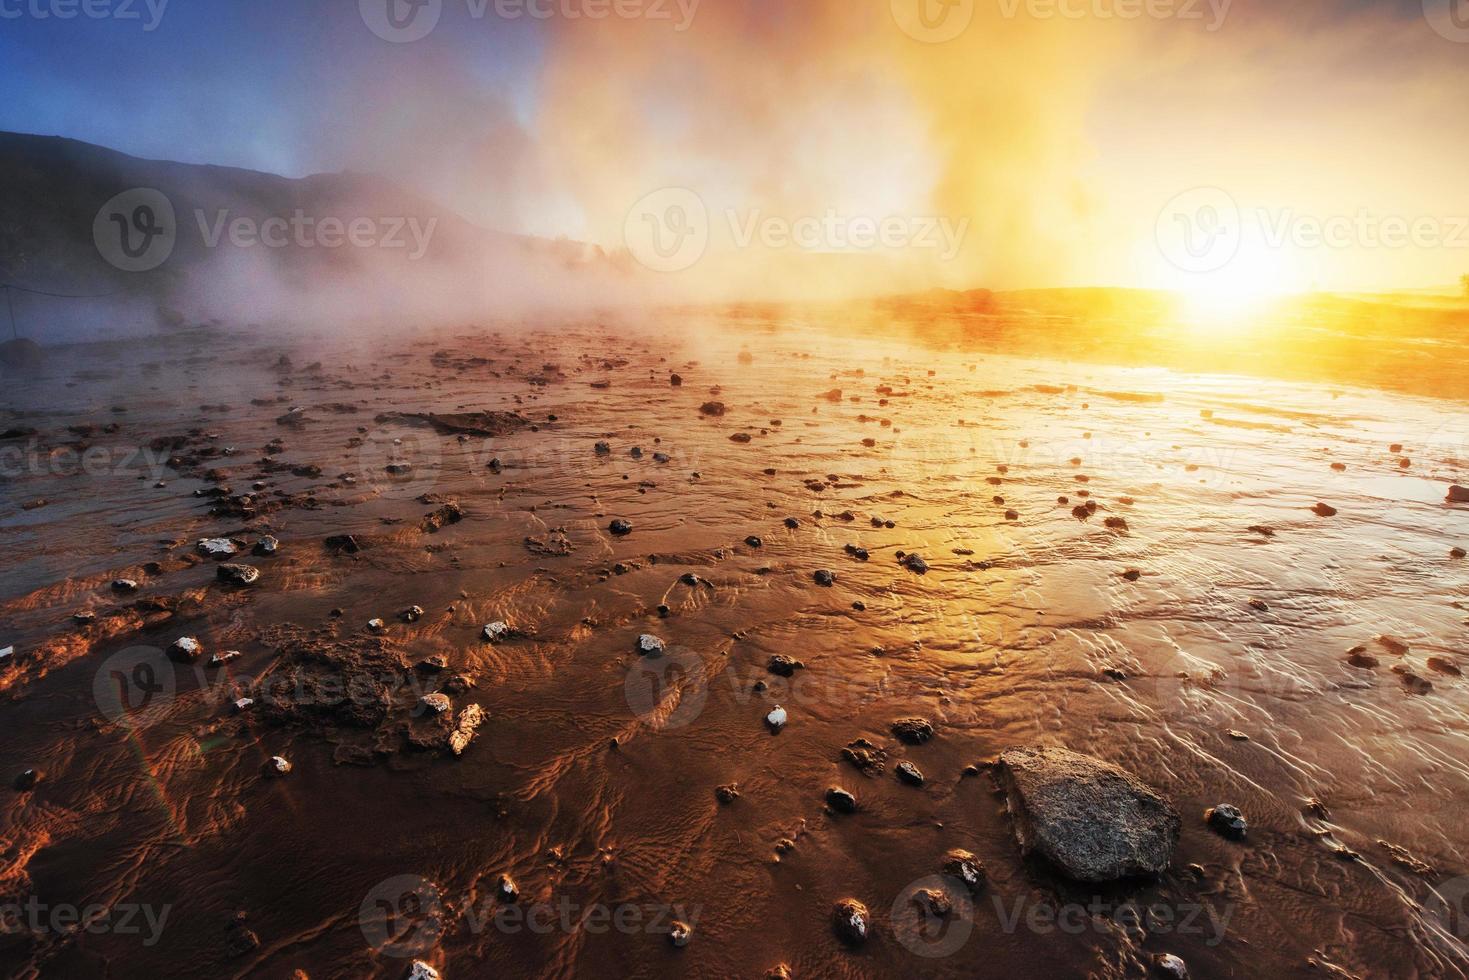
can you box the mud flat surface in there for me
[1,311,1468,978]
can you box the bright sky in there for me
[3,0,1467,296]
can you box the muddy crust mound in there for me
[995,745,1180,882]
[375,411,529,437]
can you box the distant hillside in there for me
[0,131,629,337]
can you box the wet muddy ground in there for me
[1,310,1468,978]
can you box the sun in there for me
[1165,240,1302,332]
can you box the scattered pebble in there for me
[895,761,924,786]
[765,705,788,733]
[636,634,666,656]
[831,898,869,945]
[169,636,203,663]
[1205,804,1248,839]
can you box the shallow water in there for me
[1,312,1468,979]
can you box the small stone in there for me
[482,622,512,644]
[609,519,633,536]
[112,578,139,593]
[1152,953,1189,979]
[895,761,924,786]
[197,537,238,557]
[745,535,763,548]
[767,655,803,677]
[210,650,242,667]
[825,787,858,813]
[1226,730,1249,741]
[891,718,934,745]
[813,569,836,587]
[900,553,929,574]
[941,849,986,893]
[0,645,12,663]
[406,962,441,980]
[784,517,800,529]
[636,634,666,656]
[268,756,292,776]
[401,605,425,623]
[14,769,41,792]
[253,535,279,556]
[72,612,95,625]
[1452,547,1467,559]
[168,636,203,663]
[1449,485,1469,503]
[448,704,486,756]
[669,920,693,947]
[233,698,254,713]
[216,563,261,586]
[595,441,611,455]
[766,705,788,732]
[496,874,519,902]
[699,401,726,416]
[420,693,452,715]
[366,618,387,633]
[1205,804,1248,839]
[831,898,869,945]
[1312,502,1338,517]
[766,966,792,980]
[911,888,951,917]
[715,784,741,804]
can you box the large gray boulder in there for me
[995,746,1180,882]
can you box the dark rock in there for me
[994,745,1181,881]
[216,563,260,587]
[941,848,986,893]
[1449,485,1469,503]
[900,553,929,574]
[609,519,633,536]
[891,718,934,745]
[826,787,858,813]
[421,503,464,533]
[14,769,41,792]
[841,738,887,775]
[784,517,800,529]
[1205,804,1248,839]
[831,898,869,945]
[715,784,741,805]
[699,402,726,416]
[745,535,763,548]
[767,655,803,677]
[1312,502,1338,517]
[253,535,280,556]
[168,636,203,663]
[895,761,924,786]
[813,570,835,587]
[496,874,519,903]
[325,534,361,554]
